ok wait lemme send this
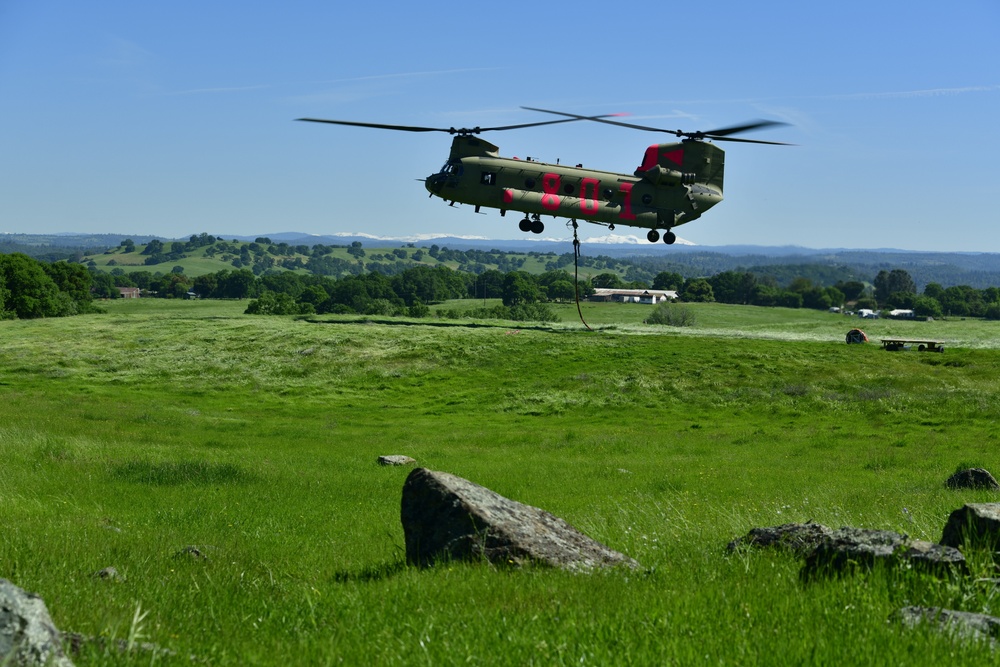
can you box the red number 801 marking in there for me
[580,177,600,215]
[541,173,561,211]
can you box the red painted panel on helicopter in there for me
[637,145,659,172]
[637,145,685,172]
[662,148,684,166]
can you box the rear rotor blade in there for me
[700,120,789,138]
[521,107,669,134]
[522,107,793,144]
[700,135,794,146]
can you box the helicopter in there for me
[297,107,790,244]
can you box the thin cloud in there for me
[152,85,271,96]
[294,68,502,85]
[818,84,1000,101]
[583,85,1000,110]
[159,68,503,100]
[99,37,154,70]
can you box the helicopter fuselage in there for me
[424,135,725,241]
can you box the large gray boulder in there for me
[945,468,1000,491]
[400,468,639,571]
[0,579,73,667]
[802,527,965,579]
[894,606,1000,647]
[941,503,1000,551]
[727,522,833,557]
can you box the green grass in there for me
[1,300,1000,664]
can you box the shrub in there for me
[509,303,559,322]
[407,303,430,318]
[645,302,696,327]
[244,291,301,315]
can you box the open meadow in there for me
[2,299,1000,664]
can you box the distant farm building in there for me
[589,289,677,304]
[117,287,140,299]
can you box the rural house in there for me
[589,289,677,304]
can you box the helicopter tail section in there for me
[635,141,725,194]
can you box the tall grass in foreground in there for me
[0,300,998,664]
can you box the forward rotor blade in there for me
[478,115,616,132]
[297,118,450,132]
[297,114,618,135]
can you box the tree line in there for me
[0,253,101,319]
[4,250,1000,322]
[677,267,1000,319]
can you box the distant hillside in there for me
[78,235,646,283]
[627,249,1000,290]
[238,233,1000,288]
[0,232,164,263]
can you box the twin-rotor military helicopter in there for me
[298,107,790,244]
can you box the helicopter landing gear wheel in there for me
[663,231,677,245]
[647,229,660,243]
[518,218,532,232]
[530,218,544,234]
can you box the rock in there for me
[378,455,416,467]
[941,503,1000,551]
[727,522,833,556]
[92,567,123,582]
[894,606,1000,647]
[173,546,208,561]
[946,468,1000,491]
[0,579,74,667]
[400,468,640,571]
[63,632,179,661]
[801,527,965,579]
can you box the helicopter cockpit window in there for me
[480,171,497,186]
[440,161,462,175]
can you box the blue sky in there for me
[2,1,999,251]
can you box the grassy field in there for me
[2,300,1000,664]
[449,298,1000,349]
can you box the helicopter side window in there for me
[480,171,497,186]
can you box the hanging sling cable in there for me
[571,221,593,331]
